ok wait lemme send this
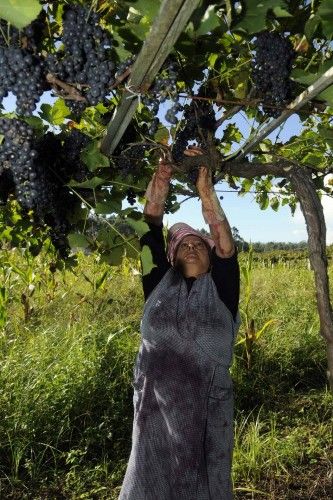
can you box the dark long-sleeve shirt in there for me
[140,224,240,320]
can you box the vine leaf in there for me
[304,14,321,40]
[126,217,149,237]
[233,0,290,34]
[317,0,333,40]
[140,245,156,276]
[0,0,42,29]
[195,5,222,36]
[68,233,90,250]
[81,142,110,171]
[95,199,122,215]
[39,100,70,126]
[68,177,105,189]
[318,124,333,149]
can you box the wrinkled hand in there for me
[156,157,173,182]
[184,146,213,194]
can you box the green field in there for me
[0,248,332,499]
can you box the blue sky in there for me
[3,94,332,244]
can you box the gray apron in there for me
[119,269,240,500]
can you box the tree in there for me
[1,0,333,389]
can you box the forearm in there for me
[144,201,165,226]
[200,187,235,258]
[143,162,172,226]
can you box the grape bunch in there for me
[142,60,182,132]
[170,87,217,186]
[0,47,45,115]
[252,31,295,117]
[0,14,48,115]
[114,144,149,178]
[0,118,40,208]
[0,118,93,257]
[62,128,91,182]
[172,89,216,164]
[46,5,116,112]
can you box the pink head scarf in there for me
[166,222,214,266]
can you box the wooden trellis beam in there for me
[230,66,333,162]
[100,0,201,156]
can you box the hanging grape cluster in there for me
[46,5,116,113]
[0,14,47,115]
[142,60,182,134]
[252,31,295,118]
[0,118,92,257]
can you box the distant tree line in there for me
[200,227,325,253]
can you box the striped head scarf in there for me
[167,223,214,266]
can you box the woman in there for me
[119,146,240,500]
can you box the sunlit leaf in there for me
[68,233,90,249]
[68,177,105,189]
[0,0,42,28]
[81,142,110,171]
[141,245,156,276]
[196,5,221,36]
[126,217,149,237]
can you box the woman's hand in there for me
[156,156,173,182]
[184,146,213,196]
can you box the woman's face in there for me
[174,235,210,278]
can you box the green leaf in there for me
[318,124,333,149]
[241,178,254,193]
[169,201,181,214]
[97,227,120,248]
[129,0,161,22]
[50,99,70,125]
[233,0,289,34]
[304,14,321,40]
[126,217,149,237]
[291,68,316,86]
[222,123,243,143]
[272,6,292,17]
[68,177,105,189]
[318,0,333,39]
[96,270,109,290]
[270,197,280,211]
[39,103,53,124]
[258,192,269,210]
[141,245,156,276]
[256,319,278,339]
[68,233,90,249]
[291,66,333,106]
[208,53,219,69]
[0,0,42,29]
[23,116,46,136]
[95,198,122,215]
[196,5,221,36]
[318,85,333,107]
[39,100,70,125]
[154,125,169,145]
[101,246,124,266]
[81,142,110,171]
[125,237,140,259]
[302,151,324,167]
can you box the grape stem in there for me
[46,73,87,102]
[110,67,132,89]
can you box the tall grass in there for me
[0,248,332,498]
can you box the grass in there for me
[0,248,332,498]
